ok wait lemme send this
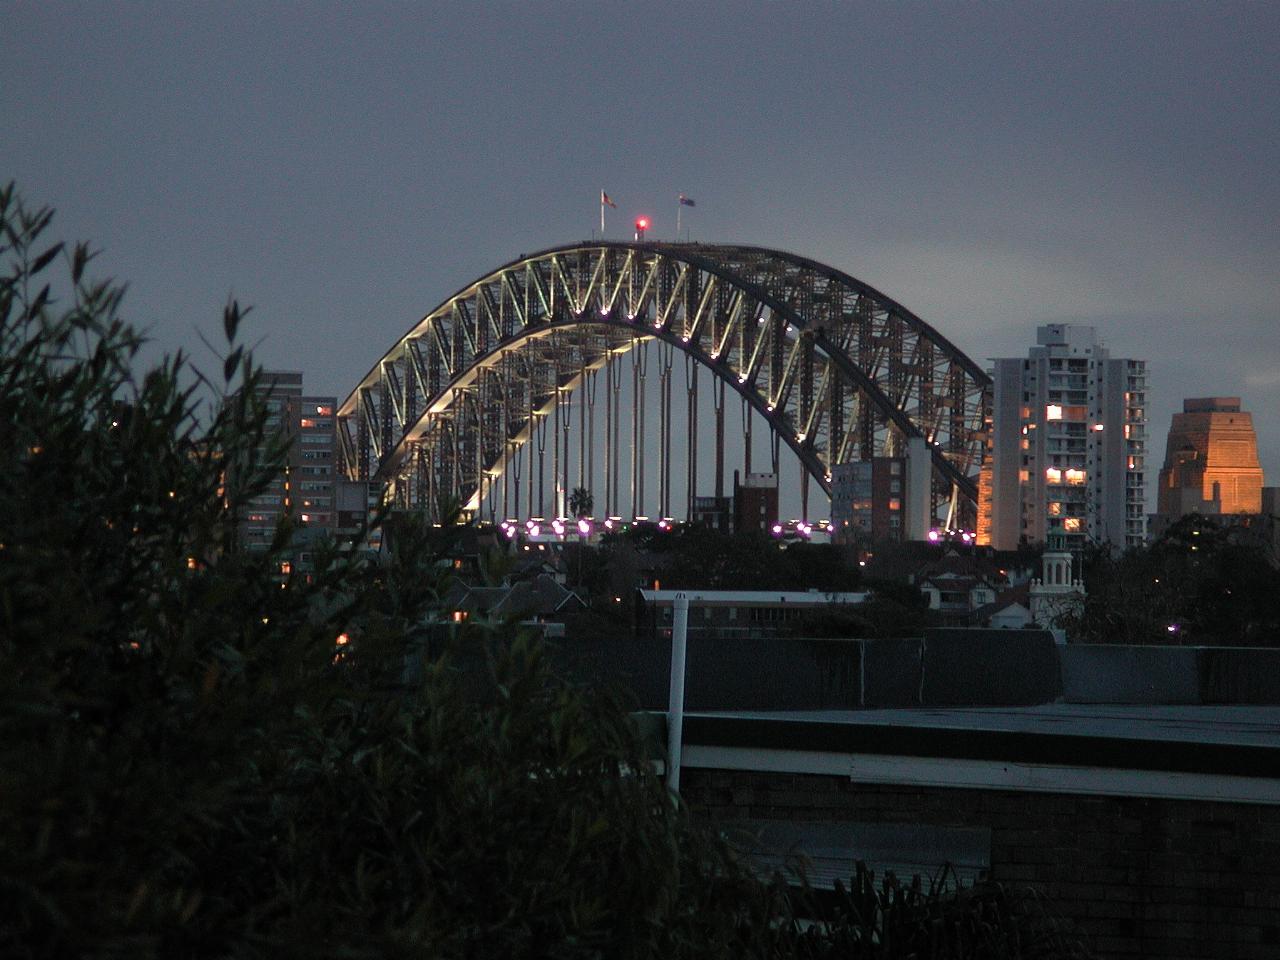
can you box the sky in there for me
[5,2,1279,503]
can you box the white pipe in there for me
[666,593,690,792]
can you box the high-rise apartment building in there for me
[235,371,341,564]
[985,325,1147,551]
[1150,397,1264,536]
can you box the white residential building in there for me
[986,325,1147,552]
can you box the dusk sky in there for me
[5,3,1279,490]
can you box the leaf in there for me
[223,301,240,342]
[31,241,64,275]
[223,346,242,383]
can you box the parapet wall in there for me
[565,630,1280,709]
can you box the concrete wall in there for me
[1062,645,1280,705]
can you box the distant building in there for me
[908,551,1008,618]
[691,495,732,533]
[638,588,870,640]
[1028,544,1085,642]
[236,371,303,552]
[733,471,779,533]
[1150,397,1264,538]
[233,371,358,568]
[984,324,1147,552]
[830,437,932,543]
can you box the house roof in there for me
[911,551,1008,588]
[454,573,586,618]
[970,582,1033,623]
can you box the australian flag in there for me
[679,194,696,207]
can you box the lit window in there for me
[1065,468,1087,485]
[1018,469,1030,482]
[888,498,901,511]
[1045,467,1062,483]
[1047,404,1063,420]
[1063,518,1082,532]
[1048,502,1062,516]
[1092,423,1105,432]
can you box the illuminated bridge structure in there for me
[337,242,992,528]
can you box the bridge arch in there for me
[337,242,991,527]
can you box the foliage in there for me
[1066,513,1280,645]
[786,864,1092,959]
[588,523,865,594]
[0,185,1090,959]
[567,485,593,518]
[791,579,938,639]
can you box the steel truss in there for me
[337,242,992,524]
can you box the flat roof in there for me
[641,589,869,606]
[677,704,1280,780]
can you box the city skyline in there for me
[4,3,1278,489]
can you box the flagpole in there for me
[675,199,681,242]
[601,192,605,235]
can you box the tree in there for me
[1067,514,1280,645]
[568,485,594,517]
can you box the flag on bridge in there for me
[678,194,696,207]
[600,190,618,234]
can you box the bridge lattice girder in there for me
[337,242,992,517]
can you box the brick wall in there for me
[683,769,1280,958]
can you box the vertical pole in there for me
[659,343,672,516]
[586,369,596,512]
[553,389,562,516]
[604,358,613,515]
[688,360,698,519]
[578,361,587,495]
[714,378,725,501]
[562,393,571,517]
[631,347,640,517]
[743,399,753,475]
[612,356,621,515]
[637,343,647,515]
[667,592,690,793]
[687,379,696,520]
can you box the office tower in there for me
[1152,397,1263,534]
[985,324,1147,551]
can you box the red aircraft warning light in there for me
[634,216,650,240]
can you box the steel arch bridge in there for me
[337,242,991,527]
